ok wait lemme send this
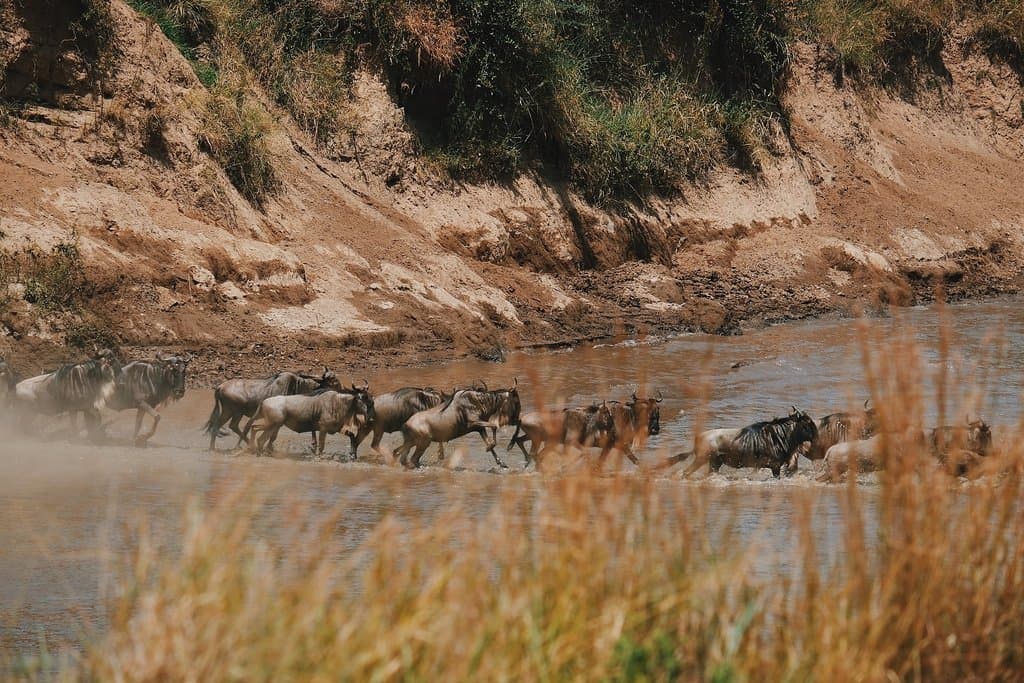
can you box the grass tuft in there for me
[197,85,279,204]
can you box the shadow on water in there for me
[0,296,1018,660]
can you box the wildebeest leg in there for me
[262,424,282,456]
[410,440,430,468]
[230,412,249,448]
[619,444,641,467]
[134,402,161,446]
[785,450,800,475]
[394,437,415,468]
[678,452,703,476]
[348,423,372,460]
[437,441,445,461]
[317,430,327,457]
[83,409,104,443]
[479,427,508,469]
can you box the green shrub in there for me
[65,319,120,350]
[975,0,1024,62]
[198,88,279,204]
[125,0,218,85]
[1,238,93,313]
[70,0,121,86]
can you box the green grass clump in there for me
[198,87,279,204]
[0,237,92,313]
[125,0,219,85]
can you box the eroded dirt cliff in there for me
[1,2,1023,382]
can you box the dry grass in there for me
[197,83,279,205]
[24,320,1024,681]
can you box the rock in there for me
[188,266,216,291]
[216,281,247,301]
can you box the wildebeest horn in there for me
[322,366,329,378]
[513,377,518,389]
[361,379,369,391]
[156,351,166,361]
[864,398,871,410]
[656,389,664,403]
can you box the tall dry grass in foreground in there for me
[41,328,1024,680]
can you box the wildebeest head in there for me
[591,401,614,436]
[94,348,122,377]
[156,352,191,400]
[789,406,818,452]
[348,380,375,427]
[628,389,663,436]
[493,379,522,426]
[318,367,342,392]
[967,418,992,456]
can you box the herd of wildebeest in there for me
[0,348,996,481]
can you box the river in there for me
[0,297,1019,663]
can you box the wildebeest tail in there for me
[203,392,223,436]
[653,450,691,471]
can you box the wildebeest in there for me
[346,387,448,460]
[815,428,927,482]
[394,383,521,469]
[660,408,818,478]
[930,418,992,475]
[507,402,616,468]
[14,348,121,438]
[815,435,884,482]
[246,385,375,457]
[807,400,878,460]
[203,368,341,450]
[930,419,991,457]
[104,352,192,446]
[598,391,662,467]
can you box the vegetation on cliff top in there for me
[8,1,1024,204]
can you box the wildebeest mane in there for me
[49,357,115,407]
[116,360,184,408]
[734,415,807,464]
[442,388,518,430]
[392,387,445,413]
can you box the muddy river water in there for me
[1,297,1021,661]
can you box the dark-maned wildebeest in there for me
[659,408,818,478]
[930,418,992,475]
[106,353,192,446]
[807,400,878,460]
[346,387,448,460]
[597,391,663,467]
[507,402,616,469]
[246,386,375,458]
[203,368,341,450]
[14,348,121,438]
[394,383,521,469]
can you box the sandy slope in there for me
[1,2,1022,382]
